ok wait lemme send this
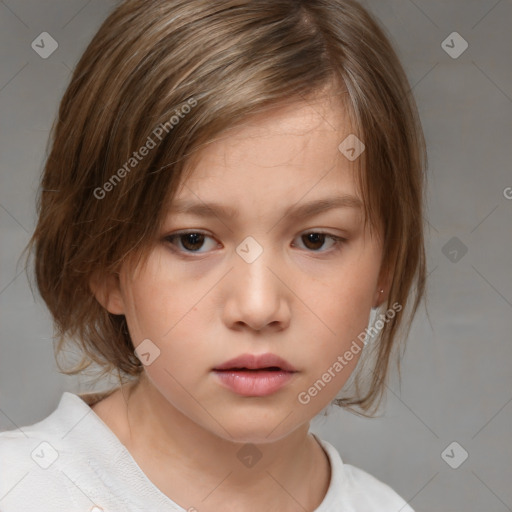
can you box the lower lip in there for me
[213,370,296,396]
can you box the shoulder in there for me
[314,436,415,512]
[343,463,415,511]
[0,422,73,510]
[0,392,108,511]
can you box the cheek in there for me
[294,287,371,413]
[296,255,378,392]
[122,253,198,340]
[122,254,215,379]
[306,262,376,341]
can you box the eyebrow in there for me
[168,194,363,220]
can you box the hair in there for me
[26,0,428,416]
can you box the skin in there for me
[91,89,390,512]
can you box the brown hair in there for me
[26,0,428,416]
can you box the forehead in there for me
[172,93,361,207]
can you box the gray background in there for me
[1,1,511,511]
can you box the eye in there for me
[164,230,346,255]
[164,231,219,253]
[292,232,346,253]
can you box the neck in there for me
[117,375,331,512]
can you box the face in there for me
[101,92,387,444]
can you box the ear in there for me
[372,261,393,309]
[89,270,125,315]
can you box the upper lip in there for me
[213,353,297,372]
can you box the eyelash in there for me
[163,230,347,256]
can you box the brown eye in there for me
[165,232,217,253]
[302,233,327,251]
[180,233,205,251]
[294,232,345,253]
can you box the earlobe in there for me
[372,288,385,309]
[373,266,393,309]
[89,271,125,315]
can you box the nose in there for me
[221,239,291,333]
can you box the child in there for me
[0,0,427,510]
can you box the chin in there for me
[206,413,306,446]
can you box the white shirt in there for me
[0,391,414,511]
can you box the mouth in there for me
[212,354,298,397]
[215,366,285,372]
[213,353,297,373]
